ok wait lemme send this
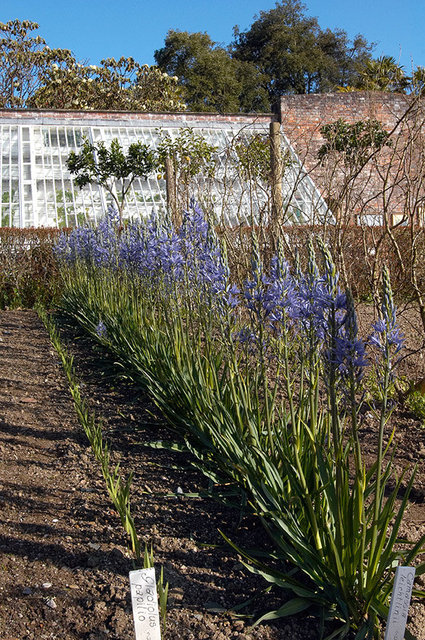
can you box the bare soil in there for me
[0,309,424,640]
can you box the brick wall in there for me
[280,92,409,134]
[279,92,422,223]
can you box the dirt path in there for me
[0,310,135,639]
[0,310,423,640]
[0,311,299,640]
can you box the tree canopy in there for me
[0,20,185,111]
[355,56,412,93]
[29,56,185,111]
[0,19,72,108]
[154,30,269,113]
[231,0,373,98]
[154,1,377,111]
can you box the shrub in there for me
[0,228,66,308]
[406,390,425,425]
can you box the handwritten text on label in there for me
[129,568,161,640]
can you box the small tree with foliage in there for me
[67,138,158,224]
[156,127,218,214]
[318,118,392,166]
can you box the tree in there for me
[28,60,97,110]
[30,56,186,111]
[231,0,373,98]
[0,19,73,108]
[156,127,219,216]
[0,20,185,111]
[154,30,269,113]
[67,138,158,224]
[355,56,410,93]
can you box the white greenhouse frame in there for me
[0,112,330,228]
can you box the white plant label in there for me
[384,566,415,640]
[129,568,161,640]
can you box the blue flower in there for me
[370,319,404,354]
[95,320,108,340]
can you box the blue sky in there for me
[3,0,424,74]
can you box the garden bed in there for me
[0,308,424,639]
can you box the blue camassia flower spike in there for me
[95,320,108,340]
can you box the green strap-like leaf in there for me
[253,597,312,625]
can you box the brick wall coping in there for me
[0,108,275,129]
[280,91,412,106]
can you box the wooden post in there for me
[270,121,283,243]
[165,155,179,227]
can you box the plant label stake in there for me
[129,568,161,640]
[384,566,415,640]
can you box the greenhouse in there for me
[0,110,329,227]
